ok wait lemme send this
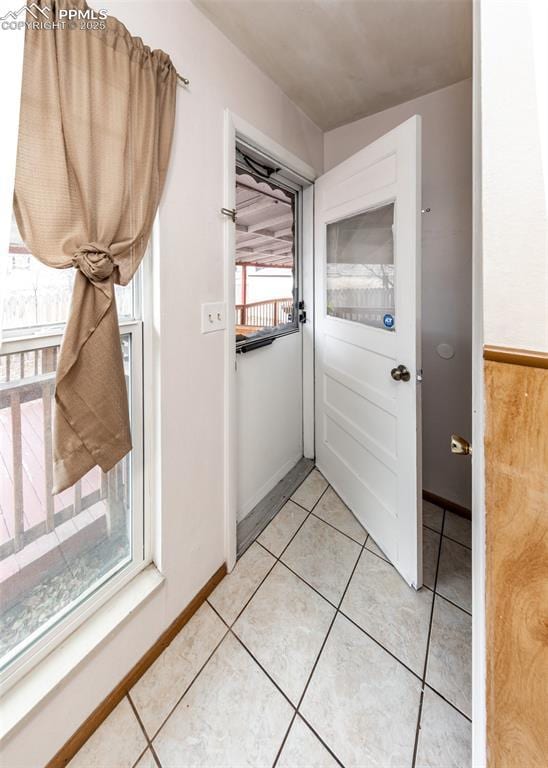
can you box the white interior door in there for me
[315,116,422,587]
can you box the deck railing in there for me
[235,297,293,328]
[0,346,128,561]
[327,287,395,329]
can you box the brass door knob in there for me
[391,364,411,382]
[451,434,472,455]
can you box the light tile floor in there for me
[69,470,472,768]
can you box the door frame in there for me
[471,4,486,764]
[223,110,316,570]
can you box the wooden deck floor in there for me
[0,398,104,549]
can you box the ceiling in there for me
[193,0,472,131]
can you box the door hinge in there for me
[220,207,237,223]
[298,300,307,324]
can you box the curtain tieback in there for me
[73,243,114,282]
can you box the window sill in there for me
[0,564,164,742]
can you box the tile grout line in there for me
[211,592,344,768]
[410,689,426,768]
[272,523,370,768]
[230,628,297,711]
[214,489,470,762]
[427,509,473,722]
[291,535,370,765]
[126,693,162,768]
[135,623,231,748]
[207,601,305,716]
[235,493,470,762]
[309,509,367,546]
[171,483,334,768]
[206,485,331,636]
[411,509,446,768]
[260,533,448,689]
[208,482,332,633]
[72,485,469,767]
[442,506,472,550]
[257,544,337,608]
[271,491,368,767]
[237,468,324,561]
[336,608,425,684]
[147,743,163,768]
[259,537,430,688]
[216,486,329,629]
[140,486,466,766]
[129,744,152,768]
[442,532,472,551]
[433,590,472,617]
[260,493,450,683]
[293,717,346,768]
[422,681,472,723]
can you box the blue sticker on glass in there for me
[383,313,395,329]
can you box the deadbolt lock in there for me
[451,434,472,456]
[390,364,411,382]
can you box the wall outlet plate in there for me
[201,302,226,333]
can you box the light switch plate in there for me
[201,302,226,333]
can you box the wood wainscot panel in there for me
[485,359,548,767]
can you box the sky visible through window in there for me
[3,215,132,332]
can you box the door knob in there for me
[451,434,472,456]
[391,364,411,382]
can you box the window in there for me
[0,215,145,682]
[234,158,300,349]
[326,203,395,330]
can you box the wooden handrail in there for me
[235,297,292,310]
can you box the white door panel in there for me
[315,116,422,587]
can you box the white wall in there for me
[1,3,322,764]
[481,0,548,352]
[324,80,473,508]
[237,332,303,520]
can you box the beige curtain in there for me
[14,0,177,493]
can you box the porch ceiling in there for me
[236,172,294,270]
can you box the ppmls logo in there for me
[0,3,50,20]
[1,3,108,29]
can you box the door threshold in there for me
[237,457,314,558]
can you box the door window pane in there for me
[326,203,395,330]
[235,167,297,346]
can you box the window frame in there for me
[0,269,149,693]
[234,155,304,353]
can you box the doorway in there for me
[223,104,473,765]
[234,151,305,540]
[225,105,472,591]
[223,113,316,566]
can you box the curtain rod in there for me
[177,73,190,87]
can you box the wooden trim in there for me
[46,563,227,768]
[423,489,471,520]
[483,345,548,369]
